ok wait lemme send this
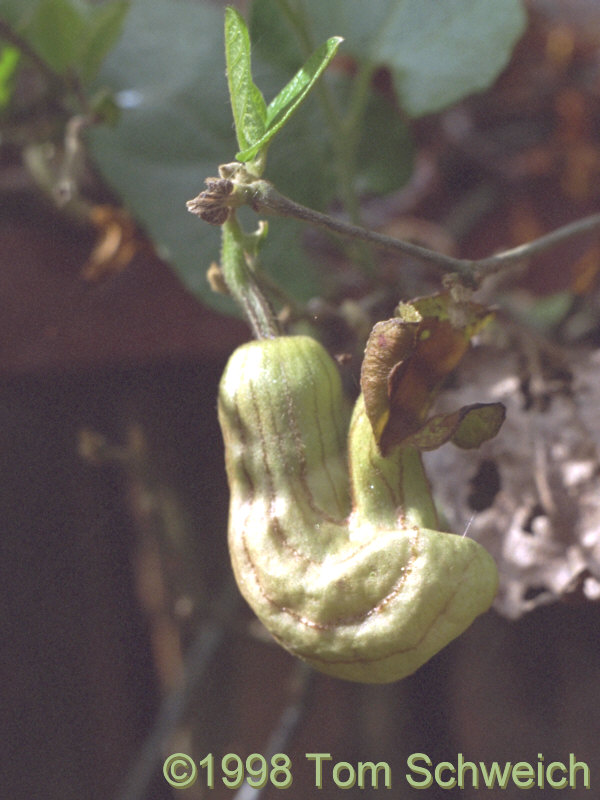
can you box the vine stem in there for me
[248,180,600,287]
[220,213,281,339]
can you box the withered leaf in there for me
[405,402,506,451]
[451,402,506,449]
[361,293,499,455]
[360,318,418,443]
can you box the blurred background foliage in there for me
[4,2,600,800]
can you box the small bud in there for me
[186,177,234,225]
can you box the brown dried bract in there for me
[186,177,234,225]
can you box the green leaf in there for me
[354,86,414,195]
[0,46,20,109]
[377,0,527,116]
[250,2,413,198]
[0,0,129,84]
[265,37,341,130]
[89,0,236,314]
[225,7,267,154]
[0,0,39,29]
[24,0,85,74]
[251,0,526,117]
[78,0,131,84]
[236,34,343,162]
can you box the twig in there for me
[246,180,600,287]
[220,215,281,338]
[474,212,600,273]
[250,180,472,276]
